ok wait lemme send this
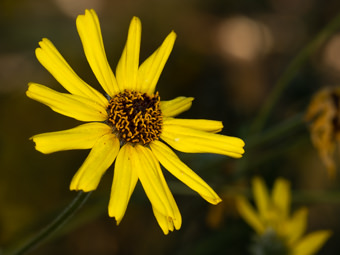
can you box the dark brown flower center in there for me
[107,89,162,145]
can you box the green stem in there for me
[4,191,92,255]
[250,11,340,134]
[233,113,306,178]
[247,113,305,149]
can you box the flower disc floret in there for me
[108,89,162,145]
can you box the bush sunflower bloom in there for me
[236,177,331,255]
[26,9,245,234]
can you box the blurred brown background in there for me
[1,0,340,254]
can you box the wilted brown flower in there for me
[305,87,340,177]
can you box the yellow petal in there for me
[156,167,182,232]
[163,117,223,133]
[152,207,172,235]
[132,144,175,218]
[252,177,270,221]
[236,196,265,234]
[161,125,245,158]
[108,144,138,224]
[31,122,112,154]
[151,157,182,234]
[76,9,119,97]
[36,38,108,107]
[291,230,332,255]
[70,133,120,192]
[286,207,308,246]
[116,16,141,91]
[152,203,182,235]
[138,31,176,94]
[272,178,291,220]
[26,83,107,122]
[150,140,221,204]
[161,97,194,117]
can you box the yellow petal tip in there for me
[211,197,222,205]
[130,16,142,29]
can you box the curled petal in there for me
[32,122,112,154]
[152,203,181,235]
[151,157,182,234]
[161,125,245,158]
[70,133,120,192]
[152,207,173,235]
[26,83,107,122]
[161,97,194,117]
[77,9,119,96]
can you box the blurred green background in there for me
[1,0,340,254]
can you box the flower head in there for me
[236,177,331,255]
[305,87,340,178]
[26,9,245,234]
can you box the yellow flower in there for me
[236,177,331,255]
[305,87,340,178]
[26,9,245,234]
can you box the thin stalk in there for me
[250,12,340,134]
[3,191,92,255]
[247,113,305,150]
